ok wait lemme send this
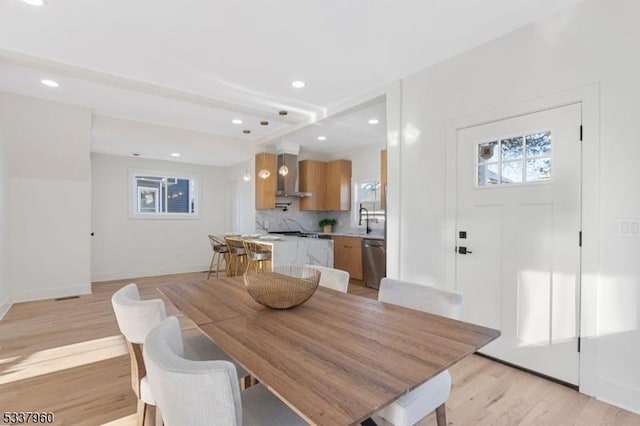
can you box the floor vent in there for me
[55,295,80,301]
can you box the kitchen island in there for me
[249,235,334,268]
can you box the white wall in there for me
[0,107,9,318]
[0,92,92,303]
[91,153,228,281]
[224,159,255,234]
[394,0,640,413]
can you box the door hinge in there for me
[579,231,582,247]
[577,336,581,353]
[579,125,583,141]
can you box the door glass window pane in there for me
[501,160,524,184]
[478,141,499,164]
[501,137,524,160]
[476,131,552,187]
[478,163,500,186]
[526,132,551,157]
[526,158,552,182]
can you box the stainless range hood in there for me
[276,153,311,197]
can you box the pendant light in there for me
[258,149,271,180]
[258,168,271,179]
[278,152,289,176]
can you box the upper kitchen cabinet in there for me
[326,160,352,211]
[299,159,352,211]
[255,153,276,209]
[299,160,327,211]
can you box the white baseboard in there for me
[0,296,12,321]
[91,264,210,283]
[12,284,92,303]
[596,378,640,415]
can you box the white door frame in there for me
[444,84,600,396]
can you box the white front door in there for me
[455,103,582,385]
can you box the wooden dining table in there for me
[160,276,500,426]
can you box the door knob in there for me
[458,246,472,255]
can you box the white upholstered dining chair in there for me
[143,316,307,426]
[303,264,350,293]
[111,283,246,426]
[111,283,165,426]
[377,278,463,426]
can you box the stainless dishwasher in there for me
[362,238,386,289]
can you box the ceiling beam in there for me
[0,47,316,125]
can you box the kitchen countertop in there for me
[320,232,385,241]
[257,231,385,241]
[247,235,327,243]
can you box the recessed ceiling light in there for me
[279,110,288,116]
[243,129,251,134]
[260,121,269,126]
[291,81,306,89]
[232,119,243,125]
[170,153,181,157]
[132,153,141,157]
[368,119,379,125]
[41,79,59,88]
[21,0,46,6]
[317,136,327,141]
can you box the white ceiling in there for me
[280,99,387,155]
[0,0,585,165]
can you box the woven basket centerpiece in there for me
[244,265,321,309]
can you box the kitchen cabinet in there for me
[326,160,352,211]
[299,160,327,211]
[381,149,387,209]
[255,153,276,209]
[299,159,352,211]
[332,235,362,280]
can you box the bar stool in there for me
[224,237,247,277]
[207,235,229,279]
[243,240,272,273]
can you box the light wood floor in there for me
[1,272,638,426]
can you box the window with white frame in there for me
[353,179,385,227]
[130,170,199,217]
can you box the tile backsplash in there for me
[255,198,385,238]
[255,197,352,233]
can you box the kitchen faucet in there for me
[359,204,372,234]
